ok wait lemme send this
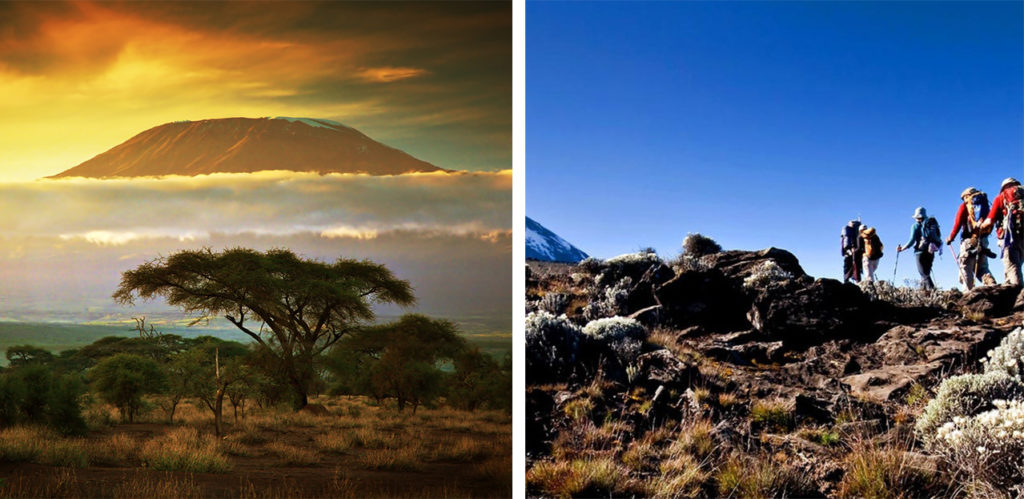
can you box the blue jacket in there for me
[903,221,925,253]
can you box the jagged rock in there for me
[841,362,945,403]
[959,285,1021,320]
[748,278,879,346]
[627,305,663,327]
[626,263,675,313]
[654,268,749,331]
[703,247,809,283]
[706,341,785,366]
[794,394,833,424]
[634,349,701,392]
[1015,288,1024,311]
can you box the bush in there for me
[743,261,794,290]
[525,311,582,384]
[982,327,1024,380]
[576,257,606,275]
[582,316,648,366]
[539,293,570,315]
[915,371,1024,448]
[858,280,960,309]
[91,354,167,423]
[933,399,1024,488]
[47,375,87,436]
[682,233,721,257]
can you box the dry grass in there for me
[89,433,140,466]
[359,447,421,471]
[139,427,230,473]
[314,432,355,454]
[265,442,320,466]
[527,457,634,498]
[837,440,945,498]
[750,399,795,432]
[668,418,716,459]
[716,453,816,498]
[0,426,89,467]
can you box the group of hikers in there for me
[842,177,1024,290]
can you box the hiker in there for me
[896,207,941,290]
[946,187,997,290]
[859,226,883,282]
[841,220,863,283]
[981,177,1024,287]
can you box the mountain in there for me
[49,117,444,178]
[526,216,589,263]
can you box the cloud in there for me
[355,66,429,83]
[0,171,511,321]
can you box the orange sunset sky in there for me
[0,1,511,181]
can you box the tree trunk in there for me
[214,388,225,437]
[290,376,308,410]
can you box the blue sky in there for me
[527,1,1023,289]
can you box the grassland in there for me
[0,395,511,498]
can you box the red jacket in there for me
[948,203,969,242]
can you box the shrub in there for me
[539,293,570,315]
[599,252,662,287]
[915,371,1024,447]
[582,316,648,365]
[858,280,960,309]
[576,257,606,274]
[682,233,721,257]
[91,354,166,423]
[525,311,582,384]
[932,399,1024,488]
[982,327,1024,380]
[743,261,793,290]
[48,375,88,437]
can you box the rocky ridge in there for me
[526,247,1024,497]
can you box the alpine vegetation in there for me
[527,236,1024,497]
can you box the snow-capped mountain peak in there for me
[526,216,589,263]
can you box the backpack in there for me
[966,192,991,235]
[862,228,883,260]
[920,217,942,253]
[1005,186,1024,240]
[841,221,862,253]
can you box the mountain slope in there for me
[49,117,444,178]
[526,216,589,263]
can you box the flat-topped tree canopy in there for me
[113,247,415,408]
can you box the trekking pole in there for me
[892,250,900,285]
[949,242,968,289]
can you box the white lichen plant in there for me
[918,327,1024,489]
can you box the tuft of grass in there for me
[527,457,629,498]
[837,440,945,498]
[428,436,495,462]
[90,433,139,466]
[265,442,320,466]
[750,399,795,432]
[716,453,816,498]
[668,418,715,459]
[798,427,841,447]
[140,427,230,473]
[314,433,355,454]
[648,452,708,498]
[717,392,741,410]
[359,448,421,471]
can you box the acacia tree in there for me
[329,314,465,412]
[113,248,414,409]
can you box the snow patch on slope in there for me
[526,216,589,263]
[271,117,344,130]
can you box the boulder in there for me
[625,263,675,313]
[959,285,1021,320]
[748,278,879,346]
[703,247,809,283]
[653,268,750,331]
[627,305,663,328]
